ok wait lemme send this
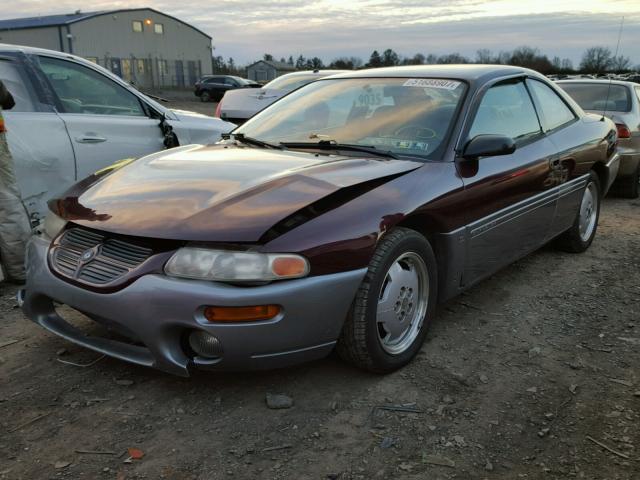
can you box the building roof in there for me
[0,8,211,39]
[247,60,297,72]
[0,11,102,30]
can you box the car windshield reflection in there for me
[235,78,467,159]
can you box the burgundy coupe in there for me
[22,65,620,376]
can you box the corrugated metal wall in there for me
[0,9,212,88]
[0,27,61,51]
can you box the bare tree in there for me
[579,47,612,73]
[475,49,494,64]
[610,55,631,72]
[561,58,574,71]
[437,53,469,64]
[403,53,426,65]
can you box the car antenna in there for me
[602,16,624,122]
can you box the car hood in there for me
[168,109,236,144]
[219,88,286,119]
[52,145,420,242]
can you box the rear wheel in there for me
[200,91,211,102]
[556,172,601,253]
[337,228,437,373]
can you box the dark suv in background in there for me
[194,75,260,102]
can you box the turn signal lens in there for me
[271,257,307,277]
[203,305,280,323]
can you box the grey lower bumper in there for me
[616,151,640,178]
[22,236,366,376]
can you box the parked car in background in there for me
[215,70,347,125]
[558,79,640,198]
[22,65,619,376]
[0,44,236,222]
[194,75,260,102]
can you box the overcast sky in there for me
[2,0,639,66]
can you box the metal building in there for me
[246,60,297,82]
[0,8,213,88]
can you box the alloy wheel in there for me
[376,251,429,355]
[578,181,598,242]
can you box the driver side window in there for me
[38,56,145,117]
[468,81,541,143]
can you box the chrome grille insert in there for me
[50,227,153,286]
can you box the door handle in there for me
[76,136,107,144]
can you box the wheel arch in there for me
[591,161,608,193]
[392,213,464,303]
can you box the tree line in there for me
[213,46,636,77]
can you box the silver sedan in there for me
[558,79,640,198]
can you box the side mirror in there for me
[462,134,516,160]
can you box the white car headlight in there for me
[164,247,310,282]
[43,211,67,239]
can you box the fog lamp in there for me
[188,331,223,358]
[203,305,280,323]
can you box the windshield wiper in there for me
[279,140,399,159]
[222,132,283,150]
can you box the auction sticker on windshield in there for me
[403,79,461,90]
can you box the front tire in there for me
[556,172,601,253]
[337,228,438,373]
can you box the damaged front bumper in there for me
[22,235,366,376]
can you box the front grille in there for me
[50,227,154,287]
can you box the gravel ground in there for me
[0,188,638,478]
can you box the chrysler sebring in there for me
[22,65,620,376]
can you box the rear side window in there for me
[468,81,541,142]
[527,79,576,132]
[558,83,631,112]
[0,59,35,112]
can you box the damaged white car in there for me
[0,44,236,221]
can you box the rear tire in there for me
[556,171,601,253]
[200,91,211,102]
[337,228,437,373]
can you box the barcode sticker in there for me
[403,79,461,90]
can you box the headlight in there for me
[164,247,310,282]
[43,211,67,239]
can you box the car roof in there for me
[556,79,637,88]
[326,64,532,82]
[277,70,349,78]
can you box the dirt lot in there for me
[1,164,639,478]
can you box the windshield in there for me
[236,77,466,159]
[558,83,631,112]
[263,74,321,91]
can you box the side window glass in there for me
[0,59,35,112]
[527,79,575,131]
[635,86,640,104]
[469,81,541,142]
[38,56,145,117]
